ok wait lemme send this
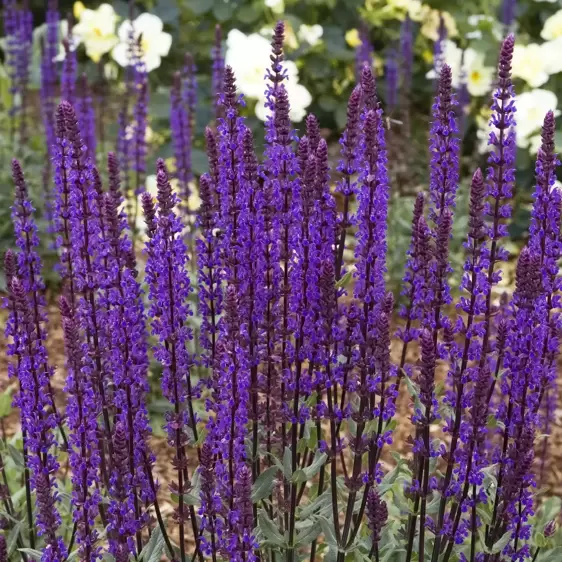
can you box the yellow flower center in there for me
[93,27,102,37]
[470,70,481,83]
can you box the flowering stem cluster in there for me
[0,14,560,562]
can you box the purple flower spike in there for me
[144,159,196,543]
[77,74,97,162]
[60,296,102,562]
[356,23,374,80]
[400,15,414,96]
[171,71,193,216]
[366,489,388,546]
[385,49,398,112]
[212,24,224,120]
[61,37,77,107]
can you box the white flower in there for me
[512,43,550,87]
[112,13,172,73]
[516,89,560,148]
[298,24,323,47]
[528,134,543,155]
[254,80,312,122]
[225,29,311,122]
[73,3,118,63]
[426,40,462,85]
[426,44,493,96]
[264,0,285,14]
[463,49,494,97]
[541,9,562,40]
[541,38,562,74]
[226,29,298,99]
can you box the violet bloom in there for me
[104,152,154,546]
[354,102,390,317]
[3,0,33,137]
[397,194,432,349]
[41,0,59,157]
[400,15,414,96]
[61,37,77,107]
[355,23,374,80]
[207,285,251,523]
[11,160,65,437]
[433,15,447,79]
[3,0,19,117]
[144,159,195,528]
[385,49,398,112]
[107,423,138,560]
[15,0,33,142]
[529,111,562,473]
[480,34,516,361]
[198,442,222,557]
[212,24,224,120]
[60,296,102,561]
[501,0,517,27]
[227,465,257,562]
[366,489,388,547]
[183,52,198,134]
[196,174,223,367]
[428,64,459,229]
[171,71,192,215]
[215,66,248,292]
[335,85,361,279]
[52,103,78,306]
[5,277,67,562]
[132,46,149,199]
[77,74,97,162]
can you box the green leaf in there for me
[0,387,13,417]
[303,452,328,480]
[292,469,308,484]
[140,526,165,562]
[236,5,261,23]
[6,521,23,556]
[18,549,43,561]
[186,0,214,15]
[535,533,548,549]
[282,448,293,480]
[252,466,278,502]
[336,269,353,289]
[300,489,332,519]
[258,512,286,547]
[295,521,322,547]
[318,515,338,547]
[213,1,235,21]
[491,530,512,554]
[7,444,24,469]
[539,547,562,562]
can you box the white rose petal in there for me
[512,43,550,87]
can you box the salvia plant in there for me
[0,7,561,562]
